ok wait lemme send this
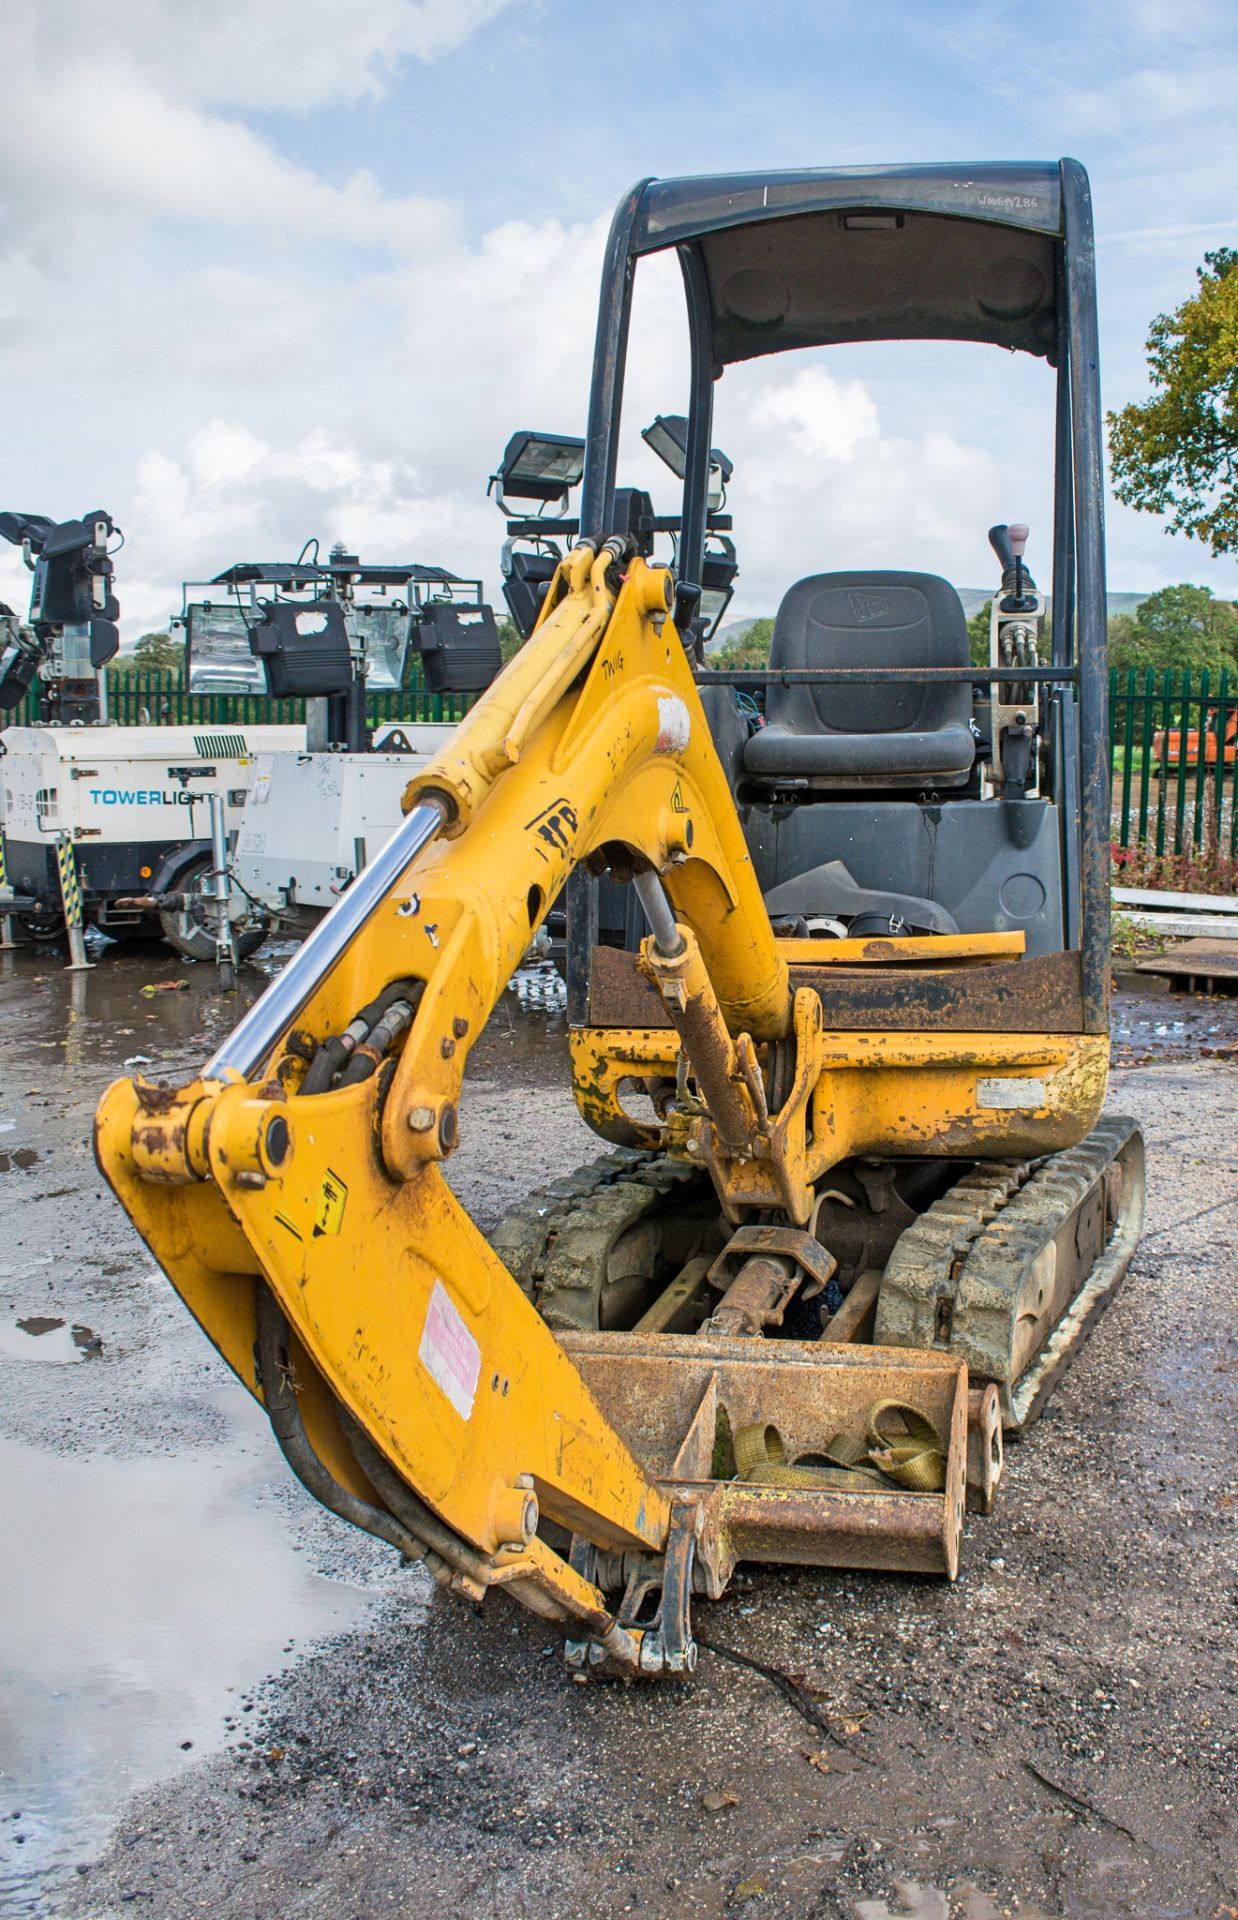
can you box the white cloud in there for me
[3,0,1237,671]
[121,419,499,632]
[718,363,1007,614]
[7,0,516,113]
[0,0,521,273]
[747,366,881,464]
[0,551,30,624]
[0,53,455,260]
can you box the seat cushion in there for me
[745,722,976,781]
[744,569,976,788]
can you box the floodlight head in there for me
[698,534,739,640]
[492,431,586,505]
[641,413,691,480]
[640,414,734,508]
[248,598,353,699]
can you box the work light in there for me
[491,432,586,505]
[640,414,734,510]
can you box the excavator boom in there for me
[96,541,848,1667]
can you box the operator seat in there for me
[742,571,976,789]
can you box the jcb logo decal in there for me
[526,796,578,860]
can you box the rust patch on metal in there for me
[132,1121,185,1156]
[133,1079,181,1115]
[589,943,1086,1035]
[798,948,1085,1033]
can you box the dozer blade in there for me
[875,1114,1146,1429]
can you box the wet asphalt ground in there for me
[0,940,1235,1920]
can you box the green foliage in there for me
[1113,840,1238,898]
[1106,612,1138,674]
[117,631,184,676]
[496,617,523,664]
[1107,583,1238,679]
[966,600,991,667]
[1110,912,1167,960]
[1108,248,1238,555]
[710,616,773,670]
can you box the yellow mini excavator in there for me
[97,160,1144,1677]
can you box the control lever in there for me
[988,522,1036,608]
[985,521,1043,797]
[1008,523,1028,602]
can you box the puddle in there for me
[0,1399,374,1915]
[1111,984,1238,1066]
[0,1319,99,1365]
[508,964,566,1017]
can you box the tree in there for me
[710,616,774,670]
[129,630,184,674]
[496,617,523,664]
[1106,612,1140,677]
[1107,583,1238,680]
[966,600,991,668]
[1108,248,1238,555]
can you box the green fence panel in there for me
[1213,667,1231,861]
[1191,669,1212,856]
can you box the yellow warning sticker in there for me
[670,781,687,813]
[313,1168,348,1237]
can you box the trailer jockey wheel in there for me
[15,908,65,947]
[159,852,269,965]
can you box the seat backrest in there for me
[765,570,970,738]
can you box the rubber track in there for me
[876,1115,1139,1420]
[950,1113,1140,1391]
[488,1150,699,1307]
[875,1158,1038,1351]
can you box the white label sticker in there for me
[295,609,329,636]
[251,752,273,805]
[655,694,691,754]
[977,1076,1048,1110]
[418,1281,481,1422]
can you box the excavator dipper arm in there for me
[95,542,793,1659]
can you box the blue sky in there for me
[1,0,1235,634]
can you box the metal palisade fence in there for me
[1109,667,1237,859]
[9,665,1237,861]
[12,669,474,732]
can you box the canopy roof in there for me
[632,162,1064,361]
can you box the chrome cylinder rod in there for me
[633,870,684,957]
[204,799,444,1082]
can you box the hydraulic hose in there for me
[336,997,417,1088]
[301,977,424,1095]
[255,1285,442,1573]
[340,1414,494,1588]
